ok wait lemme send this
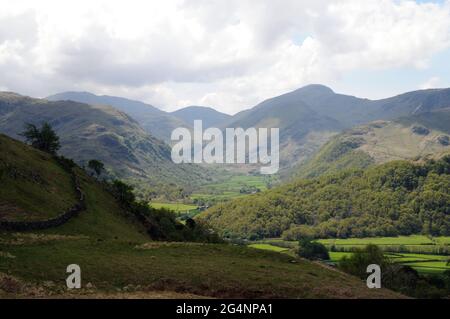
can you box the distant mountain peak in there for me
[177,105,216,111]
[171,105,231,127]
[294,84,335,95]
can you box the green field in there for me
[329,251,450,274]
[149,174,277,211]
[249,236,450,274]
[149,202,198,213]
[318,235,450,255]
[318,235,436,246]
[248,243,289,253]
[191,174,275,203]
[329,252,353,262]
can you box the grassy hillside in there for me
[0,134,402,298]
[0,134,78,221]
[0,92,214,198]
[296,109,450,178]
[199,157,450,240]
[0,240,403,298]
[0,133,148,240]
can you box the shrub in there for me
[111,180,136,208]
[339,244,389,279]
[55,156,76,172]
[297,239,329,260]
[88,159,105,177]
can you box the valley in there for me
[0,131,401,298]
[1,84,450,299]
[3,0,450,304]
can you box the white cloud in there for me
[0,0,449,114]
[420,76,442,89]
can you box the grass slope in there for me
[0,240,403,298]
[0,134,77,221]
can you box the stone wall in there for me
[0,171,86,231]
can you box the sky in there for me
[0,0,450,115]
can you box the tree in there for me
[21,122,61,155]
[339,244,390,279]
[186,218,196,229]
[88,159,105,177]
[297,238,329,260]
[111,180,135,207]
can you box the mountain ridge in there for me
[0,92,213,197]
[223,85,450,171]
[46,91,189,142]
[295,108,450,179]
[171,105,231,128]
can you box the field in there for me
[318,235,450,255]
[250,236,450,274]
[148,174,277,218]
[191,174,276,203]
[248,243,289,253]
[149,202,199,220]
[149,202,198,213]
[318,235,435,246]
[328,252,450,274]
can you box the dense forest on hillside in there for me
[199,156,450,240]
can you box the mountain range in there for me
[222,84,450,170]
[46,92,187,142]
[1,84,450,197]
[47,92,232,141]
[48,85,450,173]
[0,92,213,197]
